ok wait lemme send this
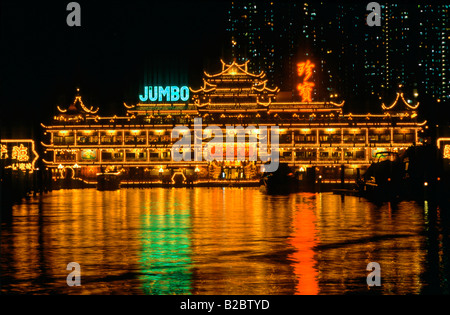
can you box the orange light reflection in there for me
[289,194,319,295]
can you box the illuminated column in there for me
[74,130,77,146]
[341,129,344,145]
[415,128,418,144]
[97,131,100,145]
[365,128,369,146]
[390,128,394,147]
[146,130,149,146]
[122,130,125,146]
[315,129,319,145]
[292,131,295,163]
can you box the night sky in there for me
[0,0,230,138]
[1,1,448,140]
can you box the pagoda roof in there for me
[192,60,279,97]
[381,92,419,112]
[203,59,266,79]
[57,89,99,115]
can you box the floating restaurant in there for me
[40,59,426,187]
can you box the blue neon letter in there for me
[159,86,170,102]
[139,86,148,102]
[148,86,157,102]
[171,86,180,102]
[180,86,189,102]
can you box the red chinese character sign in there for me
[444,145,450,159]
[0,140,39,172]
[1,144,8,159]
[12,144,29,162]
[297,60,316,102]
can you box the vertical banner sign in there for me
[297,60,315,102]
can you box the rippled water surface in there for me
[1,188,449,294]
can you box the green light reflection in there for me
[139,210,192,295]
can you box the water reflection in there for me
[139,190,192,294]
[1,188,449,294]
[288,193,319,295]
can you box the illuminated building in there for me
[417,4,450,104]
[227,1,276,84]
[41,60,426,187]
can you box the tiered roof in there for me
[381,92,420,112]
[56,88,99,115]
[190,59,279,109]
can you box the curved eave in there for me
[190,86,216,94]
[76,96,100,114]
[382,92,419,111]
[196,102,211,108]
[405,102,420,110]
[329,101,345,107]
[417,120,427,126]
[57,106,67,113]
[252,81,280,94]
[257,99,272,107]
[42,159,53,165]
[123,102,136,109]
[87,107,100,114]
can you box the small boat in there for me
[260,164,302,195]
[357,152,404,201]
[96,172,121,191]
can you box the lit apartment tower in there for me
[299,2,332,102]
[381,3,418,100]
[297,2,388,110]
[226,1,302,94]
[342,2,449,110]
[417,4,450,105]
[227,1,276,82]
[227,1,448,115]
[316,2,418,111]
[333,3,367,108]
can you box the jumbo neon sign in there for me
[139,86,190,102]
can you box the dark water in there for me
[1,188,449,295]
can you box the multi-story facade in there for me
[41,60,426,187]
[417,4,450,104]
[226,2,450,115]
[227,1,303,93]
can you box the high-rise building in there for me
[226,1,302,94]
[417,4,450,104]
[227,1,275,82]
[295,2,449,113]
[226,1,449,118]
